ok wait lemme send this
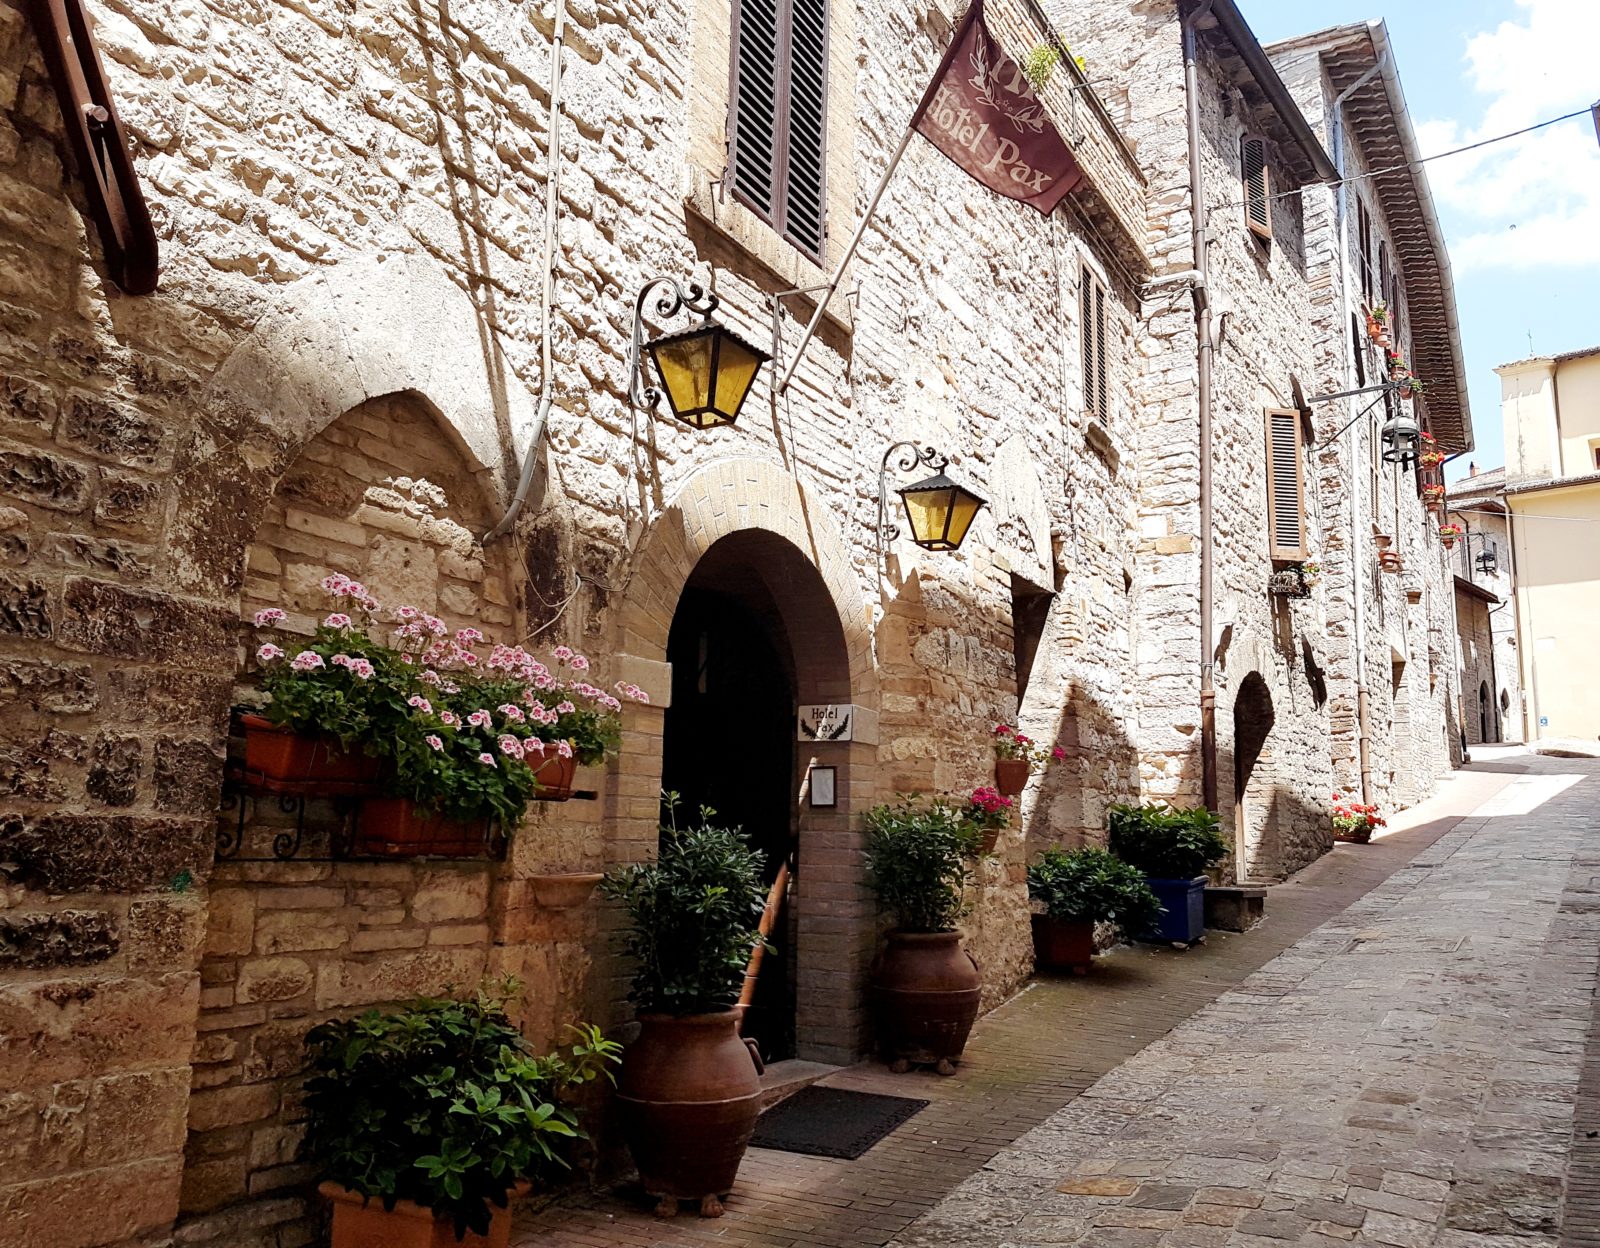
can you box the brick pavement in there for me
[513,761,1534,1248]
[894,754,1600,1248]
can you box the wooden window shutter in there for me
[1265,408,1307,560]
[780,0,828,259]
[729,0,828,263]
[1241,136,1271,241]
[1080,266,1109,423]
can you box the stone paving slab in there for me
[512,763,1534,1248]
[894,756,1600,1248]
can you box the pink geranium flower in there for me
[425,734,444,751]
[254,608,286,627]
[290,651,325,672]
[466,710,492,728]
[556,740,574,758]
[477,752,497,767]
[256,643,283,662]
[570,655,589,671]
[439,711,460,727]
[498,734,524,759]
[407,695,433,714]
[324,613,352,629]
[556,701,576,715]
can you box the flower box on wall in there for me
[1267,568,1313,598]
[238,714,383,793]
[354,798,496,859]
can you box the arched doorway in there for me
[1232,672,1276,879]
[1479,681,1492,744]
[659,530,855,1063]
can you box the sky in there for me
[1238,0,1600,481]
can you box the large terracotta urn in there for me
[615,1011,763,1218]
[870,931,981,1075]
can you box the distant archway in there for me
[1232,672,1276,879]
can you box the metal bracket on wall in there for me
[27,0,159,293]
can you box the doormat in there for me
[749,1086,928,1160]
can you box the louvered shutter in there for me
[1241,135,1271,241]
[730,0,779,219]
[729,0,828,263]
[1080,265,1108,423]
[780,0,827,259]
[1265,408,1307,560]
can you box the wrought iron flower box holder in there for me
[1268,568,1313,599]
[217,763,507,863]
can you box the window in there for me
[1378,240,1390,313]
[1241,135,1272,242]
[1357,200,1374,303]
[1350,311,1365,386]
[729,0,830,262]
[1265,408,1308,560]
[1590,440,1600,471]
[1080,265,1109,423]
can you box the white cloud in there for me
[1416,0,1600,273]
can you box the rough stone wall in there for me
[1454,589,1496,747]
[1275,46,1461,818]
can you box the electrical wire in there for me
[1213,105,1595,215]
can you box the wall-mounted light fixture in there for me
[877,442,987,565]
[627,276,769,430]
[1380,411,1421,468]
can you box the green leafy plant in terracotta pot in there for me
[601,809,768,1218]
[1107,803,1228,945]
[1027,847,1162,973]
[864,796,983,1075]
[303,980,618,1248]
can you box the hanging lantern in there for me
[897,470,988,552]
[1475,547,1499,577]
[627,277,770,430]
[645,321,770,431]
[1380,411,1421,467]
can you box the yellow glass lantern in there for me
[897,470,987,552]
[646,322,770,431]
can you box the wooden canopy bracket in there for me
[28,0,159,293]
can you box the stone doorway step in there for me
[512,763,1527,1248]
[759,1058,842,1109]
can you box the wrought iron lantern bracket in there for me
[877,441,948,566]
[627,276,720,411]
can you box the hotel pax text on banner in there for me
[910,0,1084,214]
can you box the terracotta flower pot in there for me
[870,930,981,1075]
[994,759,1030,798]
[615,1011,763,1217]
[1031,915,1095,975]
[1333,823,1374,845]
[530,751,578,801]
[321,1181,517,1248]
[976,825,1002,855]
[354,798,491,858]
[239,714,382,791]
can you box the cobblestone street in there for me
[518,751,1600,1248]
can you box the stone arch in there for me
[607,457,878,1062]
[619,457,876,702]
[164,251,540,597]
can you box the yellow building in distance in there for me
[1494,345,1600,742]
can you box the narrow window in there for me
[730,0,830,262]
[1241,135,1272,242]
[1010,574,1054,703]
[1350,311,1365,386]
[1378,240,1390,314]
[1265,408,1308,560]
[1079,265,1109,423]
[1358,201,1374,303]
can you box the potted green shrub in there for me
[302,981,618,1248]
[1027,847,1162,973]
[1106,803,1229,945]
[600,811,768,1218]
[864,796,983,1075]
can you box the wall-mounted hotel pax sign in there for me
[28,0,159,293]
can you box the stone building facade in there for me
[0,0,1467,1245]
[1445,467,1520,745]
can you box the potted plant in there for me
[1438,522,1463,551]
[992,724,1065,797]
[1379,550,1405,574]
[303,981,618,1248]
[1106,804,1228,946]
[963,785,1013,854]
[1422,483,1446,513]
[247,575,645,855]
[1331,793,1386,844]
[1026,847,1161,974]
[600,810,768,1218]
[864,796,983,1075]
[1365,301,1389,346]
